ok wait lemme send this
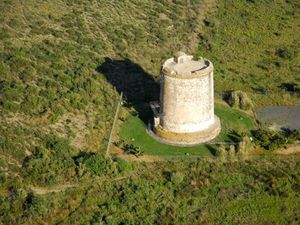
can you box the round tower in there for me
[150,52,221,146]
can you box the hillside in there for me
[0,0,300,224]
[198,0,300,106]
[0,0,216,154]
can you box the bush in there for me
[227,90,253,110]
[23,146,76,185]
[251,128,299,151]
[83,153,108,176]
[215,145,226,161]
[288,130,300,142]
[124,144,143,156]
[45,135,72,158]
[1,101,20,112]
[0,80,24,102]
[49,105,65,123]
[228,145,236,161]
[237,136,253,158]
[114,157,132,173]
[170,171,185,186]
[24,193,48,216]
[22,135,77,185]
[275,48,297,60]
[19,66,37,82]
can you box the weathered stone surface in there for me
[152,116,221,146]
[152,52,220,145]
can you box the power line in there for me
[105,92,123,158]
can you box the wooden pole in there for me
[105,92,123,158]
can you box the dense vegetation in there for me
[252,128,300,151]
[0,0,215,156]
[0,0,299,224]
[1,157,300,224]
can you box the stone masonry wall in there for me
[160,72,214,133]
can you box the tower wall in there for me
[151,52,221,146]
[160,72,215,133]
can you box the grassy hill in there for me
[0,0,299,224]
[0,0,215,155]
[198,0,300,106]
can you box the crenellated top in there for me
[162,52,213,79]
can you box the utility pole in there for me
[105,92,123,158]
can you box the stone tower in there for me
[150,52,221,146]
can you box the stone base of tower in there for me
[149,116,221,146]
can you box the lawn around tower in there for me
[119,103,256,157]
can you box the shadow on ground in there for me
[205,144,217,156]
[97,58,160,125]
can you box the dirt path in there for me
[30,173,136,195]
[30,184,77,195]
[276,144,300,155]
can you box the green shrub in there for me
[19,66,37,82]
[237,136,253,158]
[0,80,24,102]
[83,153,108,176]
[1,101,20,112]
[228,145,236,161]
[45,135,72,157]
[251,128,297,151]
[49,105,65,123]
[23,149,75,185]
[24,193,48,216]
[170,171,185,186]
[114,157,132,173]
[227,90,253,110]
[124,143,144,156]
[275,48,297,60]
[288,130,300,142]
[215,145,227,161]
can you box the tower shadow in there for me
[96,57,160,125]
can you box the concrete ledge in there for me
[149,116,221,146]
